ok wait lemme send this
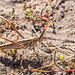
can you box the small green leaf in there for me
[24,2,26,10]
[36,16,40,20]
[30,9,33,13]
[62,61,66,65]
[65,67,68,70]
[14,49,17,54]
[27,9,33,18]
[46,9,49,14]
[14,49,17,52]
[50,1,52,4]
[12,8,15,14]
[11,50,13,53]
[72,63,75,68]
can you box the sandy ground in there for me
[0,0,75,75]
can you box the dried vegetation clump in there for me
[0,0,75,75]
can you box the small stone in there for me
[61,11,64,14]
[58,27,62,29]
[61,14,64,18]
[61,5,65,9]
[65,10,68,12]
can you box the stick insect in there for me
[0,16,52,56]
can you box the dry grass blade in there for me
[0,16,25,39]
[6,21,18,41]
[0,48,4,59]
[54,46,69,55]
